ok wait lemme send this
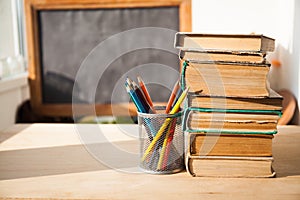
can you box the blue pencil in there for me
[132,81,152,113]
[125,81,155,140]
[125,82,147,113]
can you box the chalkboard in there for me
[38,7,179,104]
[25,0,192,116]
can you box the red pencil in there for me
[165,80,180,113]
[162,119,177,169]
[137,76,156,113]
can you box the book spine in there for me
[179,50,267,64]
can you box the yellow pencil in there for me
[169,87,189,114]
[156,121,173,170]
[141,87,189,162]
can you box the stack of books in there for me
[174,33,283,178]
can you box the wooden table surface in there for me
[0,124,299,199]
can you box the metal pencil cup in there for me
[138,107,184,174]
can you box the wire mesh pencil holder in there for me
[138,106,184,174]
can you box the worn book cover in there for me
[188,89,282,110]
[187,132,273,157]
[186,155,275,178]
[182,61,271,97]
[180,50,266,64]
[183,108,281,133]
[175,33,275,52]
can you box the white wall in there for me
[0,0,29,130]
[0,74,29,130]
[192,0,300,124]
[0,0,18,58]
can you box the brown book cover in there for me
[175,33,275,52]
[188,89,283,110]
[186,156,275,178]
[183,61,270,97]
[185,110,280,132]
[180,50,266,64]
[188,133,273,157]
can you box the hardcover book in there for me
[183,61,270,97]
[180,50,266,64]
[175,32,279,178]
[187,133,273,157]
[188,89,282,110]
[184,108,281,133]
[186,155,275,178]
[175,33,275,52]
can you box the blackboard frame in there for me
[24,0,191,117]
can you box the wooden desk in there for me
[0,124,299,199]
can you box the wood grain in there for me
[0,124,299,199]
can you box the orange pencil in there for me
[165,80,180,113]
[137,76,156,113]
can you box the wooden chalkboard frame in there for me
[24,0,191,117]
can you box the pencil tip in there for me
[137,76,142,82]
[185,87,190,92]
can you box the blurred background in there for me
[0,0,299,130]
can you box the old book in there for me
[188,89,283,111]
[184,108,281,132]
[186,156,275,178]
[175,33,275,52]
[188,133,273,157]
[180,50,266,64]
[183,61,270,97]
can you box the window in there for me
[0,0,26,79]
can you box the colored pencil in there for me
[141,87,189,161]
[162,119,176,169]
[131,80,152,113]
[165,80,180,113]
[125,83,146,113]
[156,120,173,170]
[137,76,155,108]
[169,87,189,114]
[171,87,183,109]
[125,81,155,140]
